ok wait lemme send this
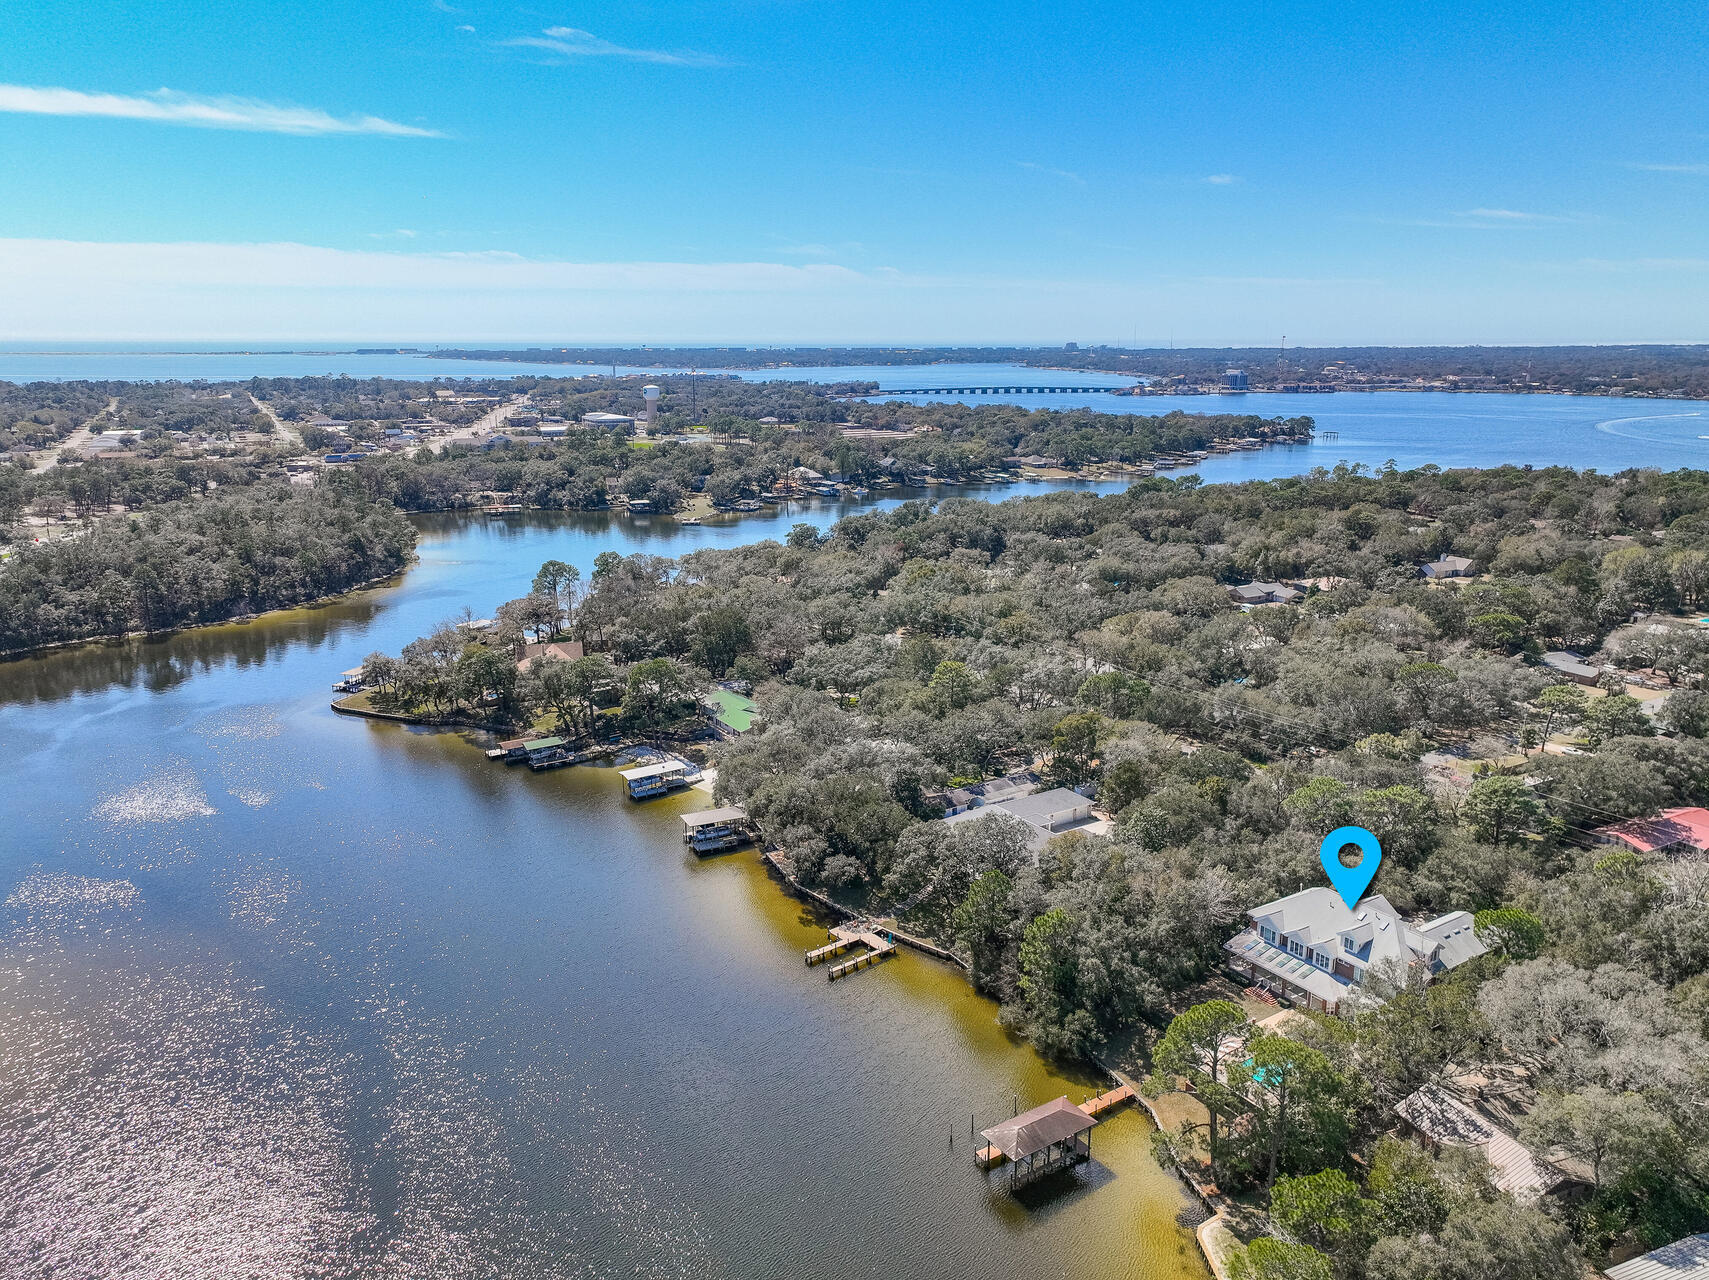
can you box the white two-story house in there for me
[1224,888,1486,1015]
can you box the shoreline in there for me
[0,564,413,665]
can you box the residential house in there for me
[1420,554,1477,579]
[1227,581,1304,606]
[1395,1084,1589,1204]
[1224,888,1487,1015]
[925,769,1040,816]
[1542,650,1602,685]
[516,640,584,672]
[941,785,1098,857]
[706,687,758,738]
[1604,1234,1709,1280]
[1593,806,1709,858]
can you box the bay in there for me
[0,486,1207,1280]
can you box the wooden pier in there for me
[805,923,899,981]
[975,1085,1134,1175]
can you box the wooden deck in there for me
[1081,1083,1135,1119]
[805,923,899,981]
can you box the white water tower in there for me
[642,384,661,422]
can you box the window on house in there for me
[1260,927,1275,945]
[1288,939,1304,957]
[1313,951,1330,968]
[1343,937,1355,952]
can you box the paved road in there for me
[32,397,117,471]
[430,397,529,453]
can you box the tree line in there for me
[377,462,1709,1275]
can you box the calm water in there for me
[6,348,1706,480]
[0,488,1206,1280]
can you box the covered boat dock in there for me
[978,1097,1096,1190]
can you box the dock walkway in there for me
[804,922,899,981]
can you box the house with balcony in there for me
[1223,888,1486,1014]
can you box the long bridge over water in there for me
[859,384,1125,397]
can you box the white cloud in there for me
[1203,174,1239,185]
[1016,161,1085,185]
[1627,162,1709,175]
[4,236,1705,346]
[1459,207,1568,222]
[0,84,439,137]
[504,27,726,68]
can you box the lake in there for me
[6,349,1706,481]
[0,488,1208,1280]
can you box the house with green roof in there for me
[706,687,758,737]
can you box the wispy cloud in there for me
[0,84,439,137]
[1016,160,1085,185]
[503,26,726,68]
[1202,173,1239,185]
[1539,256,1709,273]
[1458,207,1572,222]
[1367,208,1591,230]
[1627,161,1709,175]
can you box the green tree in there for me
[1017,908,1098,1057]
[1232,1033,1354,1186]
[1364,1135,1448,1237]
[1473,906,1546,960]
[1581,693,1654,747]
[531,558,580,629]
[620,657,697,731]
[1461,775,1542,844]
[1228,1239,1333,1280]
[1533,683,1587,750]
[952,869,1012,996]
[693,606,754,677]
[1468,611,1528,652]
[1049,711,1104,787]
[1283,777,1354,834]
[1269,1168,1376,1263]
[928,659,978,712]
[1520,1086,1675,1189]
[1149,999,1253,1178]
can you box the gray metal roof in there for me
[994,787,1092,829]
[1395,1085,1571,1202]
[1605,1235,1709,1280]
[682,806,746,829]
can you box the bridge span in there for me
[857,384,1126,397]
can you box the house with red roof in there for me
[1593,807,1709,857]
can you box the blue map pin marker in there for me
[1319,826,1382,908]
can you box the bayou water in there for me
[0,489,1208,1280]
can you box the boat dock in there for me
[804,923,898,981]
[975,1085,1134,1177]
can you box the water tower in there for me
[642,385,661,423]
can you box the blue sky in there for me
[2,0,1707,344]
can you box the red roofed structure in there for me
[1593,807,1709,857]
